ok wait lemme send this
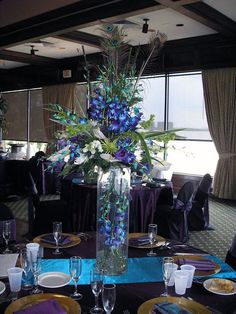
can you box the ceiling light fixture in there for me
[142,18,149,33]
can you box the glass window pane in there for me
[3,91,27,141]
[169,74,211,140]
[167,140,218,176]
[140,76,165,130]
[30,89,48,142]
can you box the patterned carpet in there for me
[188,198,236,260]
[4,196,236,261]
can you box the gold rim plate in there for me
[5,293,81,314]
[33,233,81,249]
[137,296,211,314]
[128,233,165,249]
[173,255,221,277]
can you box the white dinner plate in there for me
[203,278,236,295]
[38,272,71,288]
[0,281,6,295]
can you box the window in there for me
[169,73,210,140]
[3,91,27,141]
[140,76,165,130]
[1,72,218,175]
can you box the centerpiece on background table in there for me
[48,24,178,275]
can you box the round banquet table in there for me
[63,181,174,233]
[0,234,236,314]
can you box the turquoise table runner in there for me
[41,256,236,285]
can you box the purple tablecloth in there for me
[63,182,173,233]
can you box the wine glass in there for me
[53,221,62,255]
[2,220,12,254]
[30,252,43,294]
[161,257,174,297]
[147,224,157,256]
[69,256,83,300]
[20,248,33,290]
[90,267,104,314]
[102,284,116,314]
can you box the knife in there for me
[173,252,210,256]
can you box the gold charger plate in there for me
[5,293,81,314]
[173,255,221,277]
[129,233,165,249]
[33,233,81,249]
[137,296,211,314]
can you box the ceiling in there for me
[0,0,236,90]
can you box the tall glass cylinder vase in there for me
[96,165,130,275]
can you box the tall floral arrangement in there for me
[48,25,177,178]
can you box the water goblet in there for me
[69,256,83,300]
[53,221,62,255]
[30,252,43,294]
[20,248,33,290]
[2,220,12,254]
[90,266,104,314]
[147,224,157,256]
[161,257,174,296]
[102,284,116,314]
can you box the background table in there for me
[63,182,173,233]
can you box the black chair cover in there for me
[188,173,212,230]
[155,181,194,242]
[29,175,72,237]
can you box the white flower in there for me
[82,140,103,155]
[74,154,88,165]
[100,153,120,163]
[48,146,70,161]
[93,127,107,140]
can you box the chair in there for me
[29,174,72,237]
[155,181,194,242]
[225,234,236,271]
[188,173,212,231]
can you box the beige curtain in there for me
[42,83,76,154]
[202,68,236,199]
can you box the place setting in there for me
[128,224,166,250]
[33,221,81,251]
[137,256,213,314]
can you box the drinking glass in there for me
[20,248,33,290]
[30,252,43,294]
[90,267,104,314]
[147,224,157,256]
[7,267,23,301]
[2,220,12,254]
[161,257,174,296]
[69,256,83,300]
[53,221,62,255]
[102,284,116,314]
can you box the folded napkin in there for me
[41,234,71,246]
[177,258,215,271]
[129,235,151,246]
[14,299,66,314]
[152,302,191,314]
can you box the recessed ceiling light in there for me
[176,23,184,27]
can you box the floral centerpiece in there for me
[49,25,175,177]
[48,25,177,274]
